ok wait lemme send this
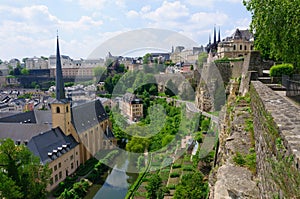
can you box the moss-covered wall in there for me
[250,81,300,198]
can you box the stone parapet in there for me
[250,81,300,198]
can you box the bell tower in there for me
[51,34,72,136]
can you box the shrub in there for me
[167,184,176,189]
[182,165,193,171]
[170,172,180,178]
[270,63,294,77]
[233,152,246,166]
[172,164,181,169]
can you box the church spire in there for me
[55,34,65,101]
[218,27,221,43]
[213,25,216,44]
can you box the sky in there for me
[0,0,252,61]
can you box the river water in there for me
[93,153,139,199]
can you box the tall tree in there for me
[244,0,300,68]
[174,172,208,199]
[146,173,162,199]
[0,139,51,199]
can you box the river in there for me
[93,153,139,199]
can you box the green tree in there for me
[201,119,210,132]
[104,74,122,94]
[244,0,300,68]
[143,53,151,64]
[146,173,162,199]
[21,68,29,75]
[0,172,23,199]
[0,139,51,199]
[93,66,105,77]
[174,172,208,199]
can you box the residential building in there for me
[25,56,49,69]
[120,93,143,121]
[28,128,80,190]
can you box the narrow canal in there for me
[92,152,139,199]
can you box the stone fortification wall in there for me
[250,81,300,198]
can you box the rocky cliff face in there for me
[209,80,259,199]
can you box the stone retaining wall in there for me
[250,81,300,198]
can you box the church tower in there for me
[51,35,72,136]
[218,27,221,43]
[213,25,217,45]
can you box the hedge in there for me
[270,63,294,77]
[170,172,180,178]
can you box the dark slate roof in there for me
[71,99,108,134]
[231,29,253,41]
[0,110,52,124]
[0,111,37,123]
[34,110,52,124]
[27,127,79,164]
[122,92,143,104]
[0,112,20,119]
[0,123,51,145]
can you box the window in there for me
[244,45,247,50]
[70,155,74,160]
[59,171,62,179]
[55,174,58,182]
[251,45,254,50]
[54,165,57,171]
[58,162,61,168]
[56,107,60,113]
[71,163,74,170]
[233,45,236,50]
[76,151,78,155]
[240,45,242,50]
[66,106,69,112]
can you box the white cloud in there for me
[78,0,108,10]
[186,0,215,8]
[186,0,243,8]
[126,10,139,18]
[190,12,229,27]
[78,0,126,10]
[0,4,104,60]
[141,5,151,13]
[144,1,189,21]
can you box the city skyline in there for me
[0,0,251,61]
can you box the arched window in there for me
[244,45,247,50]
[250,45,254,50]
[66,106,69,113]
[56,107,60,113]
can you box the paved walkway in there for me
[275,91,300,108]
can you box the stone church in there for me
[0,36,116,191]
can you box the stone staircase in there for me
[258,70,286,91]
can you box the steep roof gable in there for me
[27,127,78,164]
[71,99,108,134]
